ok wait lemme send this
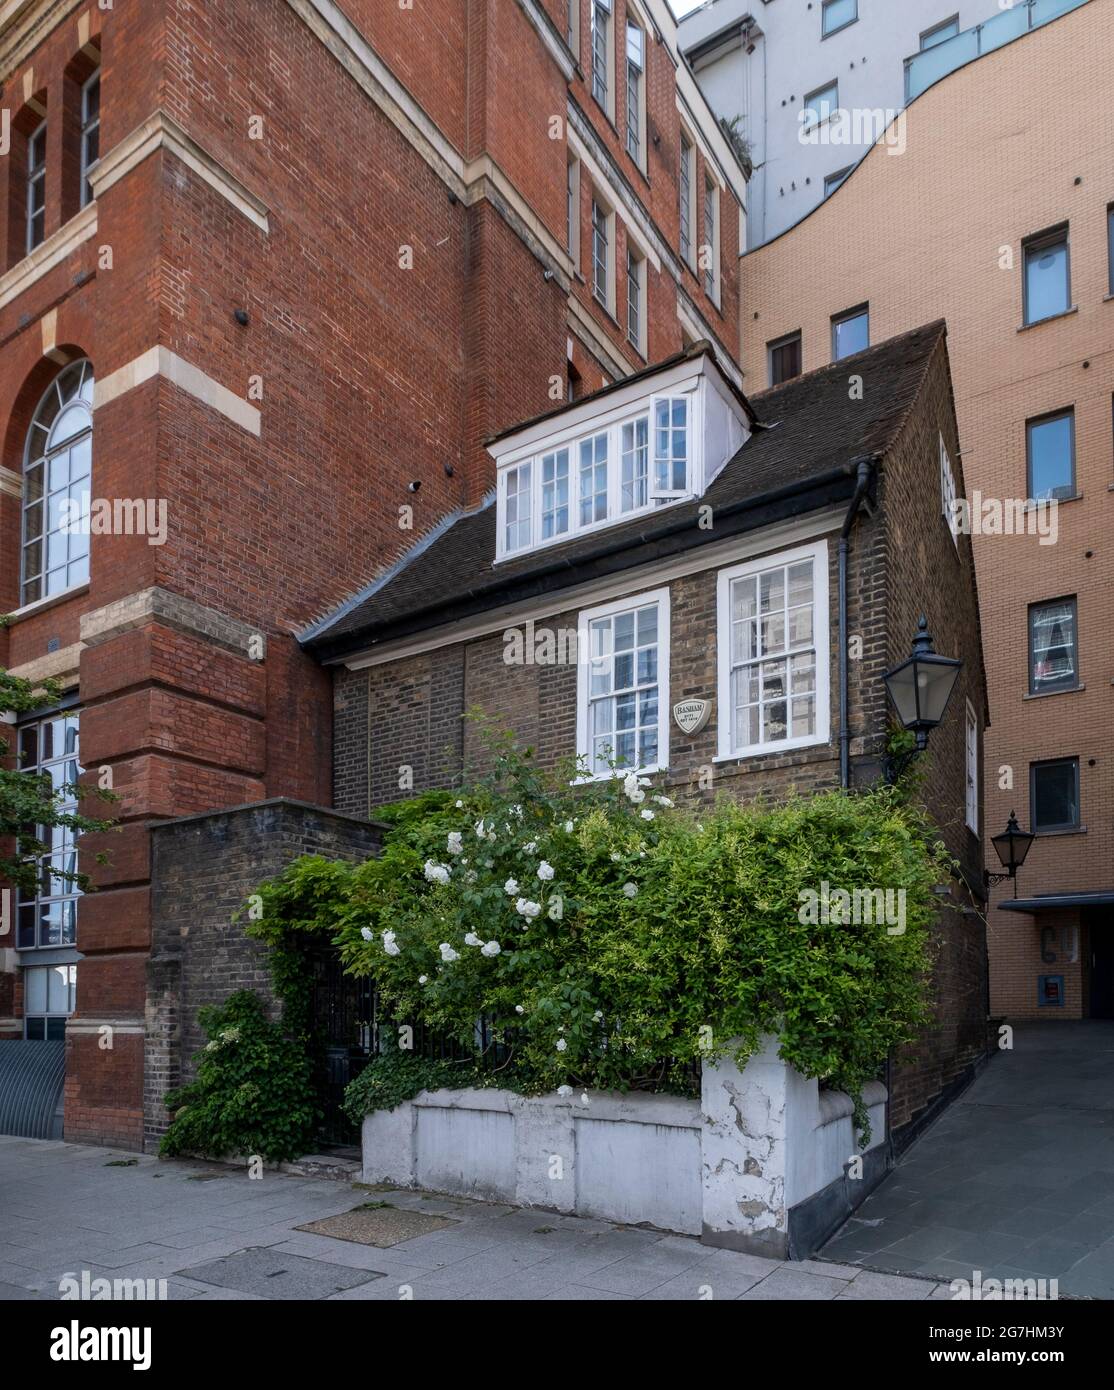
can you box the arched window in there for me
[22,359,93,606]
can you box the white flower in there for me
[510,804,524,819]
[610,852,622,863]
[654,795,674,808]
[523,840,537,854]
[556,1038,568,1053]
[622,881,638,898]
[504,878,520,895]
[557,1085,573,1097]
[438,942,460,963]
[418,975,429,985]
[382,930,401,957]
[593,1010,603,1022]
[515,1005,525,1015]
[424,860,451,885]
[360,926,374,942]
[515,898,541,919]
[446,831,464,855]
[537,861,555,881]
[464,870,477,884]
[640,809,655,821]
[475,818,496,842]
[481,940,501,957]
[563,820,575,834]
[464,932,482,947]
[696,822,704,833]
[484,858,494,868]
[547,896,564,922]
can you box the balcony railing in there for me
[904,0,1090,104]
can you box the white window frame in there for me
[716,540,831,762]
[626,243,645,355]
[965,699,979,835]
[26,117,47,254]
[702,174,720,304]
[679,128,696,269]
[939,432,959,548]
[567,0,580,57]
[590,0,614,119]
[80,69,101,208]
[496,388,697,559]
[625,12,646,169]
[22,963,77,1040]
[591,191,615,314]
[576,586,670,780]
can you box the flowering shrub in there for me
[251,731,951,1134]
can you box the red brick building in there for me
[0,0,746,1146]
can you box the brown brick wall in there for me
[144,799,382,1152]
[737,0,1113,1019]
[0,0,743,1143]
[336,340,989,1134]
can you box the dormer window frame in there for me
[490,357,752,565]
[496,389,696,562]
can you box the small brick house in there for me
[305,320,992,1141]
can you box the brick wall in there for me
[332,337,992,1136]
[736,0,1113,1019]
[143,798,382,1152]
[0,0,745,1143]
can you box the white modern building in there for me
[678,0,1079,248]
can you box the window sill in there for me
[821,20,858,40]
[1024,685,1084,701]
[1018,306,1078,332]
[1024,493,1080,509]
[5,582,90,625]
[713,735,831,765]
[1033,826,1087,837]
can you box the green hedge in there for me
[249,733,950,1136]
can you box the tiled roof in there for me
[304,320,947,658]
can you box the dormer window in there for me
[490,351,752,562]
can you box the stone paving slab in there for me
[176,1247,384,1300]
[820,1021,1114,1298]
[0,1135,965,1301]
[295,1204,457,1247]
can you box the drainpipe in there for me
[839,458,876,790]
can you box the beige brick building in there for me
[737,0,1113,1019]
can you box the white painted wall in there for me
[361,1037,887,1252]
[679,0,1006,247]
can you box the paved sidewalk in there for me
[823,1022,1114,1297]
[0,1136,955,1301]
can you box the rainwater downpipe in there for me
[839,458,876,791]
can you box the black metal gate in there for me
[310,949,379,1146]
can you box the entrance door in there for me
[1090,916,1114,1019]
